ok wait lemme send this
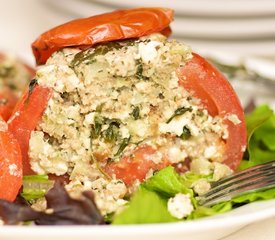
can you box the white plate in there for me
[45,0,275,17]
[0,54,275,240]
[1,199,275,240]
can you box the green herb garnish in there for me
[115,136,131,157]
[103,122,120,143]
[131,106,140,120]
[180,126,191,140]
[166,107,192,123]
[91,115,104,139]
[71,42,123,67]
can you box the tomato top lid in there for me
[32,7,174,65]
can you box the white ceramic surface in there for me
[1,2,275,238]
[1,199,275,240]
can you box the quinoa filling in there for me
[29,33,231,215]
[0,54,31,94]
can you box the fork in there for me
[197,160,275,207]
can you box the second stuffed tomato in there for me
[8,8,246,215]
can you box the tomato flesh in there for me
[8,85,52,175]
[104,145,169,186]
[0,119,22,201]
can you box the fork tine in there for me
[198,160,275,206]
[200,177,275,206]
[211,160,275,188]
[203,167,275,198]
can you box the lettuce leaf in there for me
[240,105,275,169]
[143,166,193,197]
[113,187,177,224]
[113,167,196,224]
[21,175,54,202]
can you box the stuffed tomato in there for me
[0,53,34,121]
[8,8,246,215]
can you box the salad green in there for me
[21,175,54,203]
[240,104,275,169]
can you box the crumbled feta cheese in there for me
[204,145,217,159]
[146,151,163,164]
[135,81,151,92]
[0,120,8,132]
[120,125,130,138]
[83,112,96,126]
[36,64,80,92]
[190,158,212,175]
[241,145,246,152]
[227,114,241,125]
[65,105,80,120]
[168,193,194,219]
[138,41,161,64]
[8,163,20,177]
[192,179,211,196]
[212,162,233,181]
[105,47,137,77]
[169,71,180,89]
[187,122,200,136]
[167,146,187,163]
[129,120,148,138]
[159,115,190,136]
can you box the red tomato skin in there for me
[0,119,22,201]
[32,8,174,65]
[177,53,247,170]
[8,85,52,175]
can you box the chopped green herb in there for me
[131,106,140,120]
[96,103,104,113]
[158,93,165,99]
[25,79,38,105]
[166,107,192,123]
[135,59,143,79]
[103,122,120,143]
[28,79,38,97]
[71,42,123,67]
[180,126,191,140]
[91,115,104,139]
[115,136,131,157]
[91,153,111,180]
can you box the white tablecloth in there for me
[222,217,275,240]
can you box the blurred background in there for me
[1,0,275,65]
